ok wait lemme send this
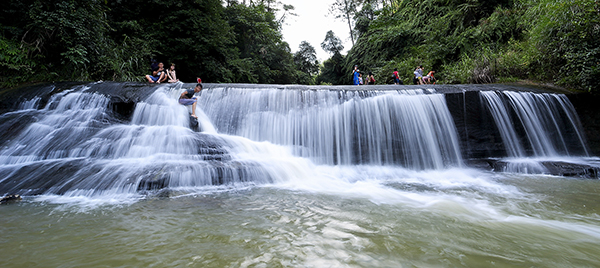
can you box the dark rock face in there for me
[541,161,599,178]
[446,90,590,160]
[445,90,507,159]
[0,110,40,147]
[568,93,600,156]
[485,158,600,179]
[0,82,86,114]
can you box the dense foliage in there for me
[336,0,599,92]
[0,0,316,86]
[1,0,597,91]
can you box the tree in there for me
[294,41,319,76]
[224,3,296,84]
[321,30,345,55]
[330,0,359,46]
[316,51,346,85]
[354,2,376,38]
[106,0,235,83]
[278,4,297,24]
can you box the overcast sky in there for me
[279,0,352,62]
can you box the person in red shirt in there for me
[393,68,402,85]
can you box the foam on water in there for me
[0,84,595,220]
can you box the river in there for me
[1,83,599,267]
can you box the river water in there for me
[1,84,600,267]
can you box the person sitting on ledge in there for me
[156,62,167,83]
[167,63,179,83]
[145,67,162,83]
[179,83,203,118]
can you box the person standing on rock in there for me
[393,68,402,85]
[179,83,203,118]
[353,65,360,86]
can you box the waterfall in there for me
[198,88,463,169]
[481,91,588,158]
[0,86,284,196]
[0,83,595,197]
[480,91,526,157]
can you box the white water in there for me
[480,91,591,174]
[198,87,462,169]
[0,85,594,206]
[481,91,588,158]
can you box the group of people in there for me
[352,65,437,85]
[412,65,436,85]
[143,59,203,119]
[145,60,180,84]
[352,65,376,85]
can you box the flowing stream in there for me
[1,83,600,267]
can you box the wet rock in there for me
[568,93,600,156]
[137,175,170,191]
[541,161,599,179]
[485,158,600,179]
[0,194,22,205]
[189,115,199,130]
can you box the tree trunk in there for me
[344,0,355,46]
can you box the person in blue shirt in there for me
[353,65,360,85]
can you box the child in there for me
[156,62,167,83]
[167,63,179,83]
[353,65,360,86]
[368,72,376,85]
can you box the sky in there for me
[279,0,352,62]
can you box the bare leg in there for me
[145,75,155,83]
[191,102,197,118]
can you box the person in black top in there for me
[179,83,203,118]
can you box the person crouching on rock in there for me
[179,83,203,118]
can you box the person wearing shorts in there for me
[179,83,203,118]
[423,70,436,84]
[145,68,161,83]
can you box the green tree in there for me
[294,41,320,76]
[330,0,359,46]
[317,52,346,85]
[318,31,347,84]
[321,30,345,55]
[525,0,600,91]
[224,3,296,84]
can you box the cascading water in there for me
[0,85,319,197]
[0,84,595,196]
[480,90,590,173]
[198,87,462,169]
